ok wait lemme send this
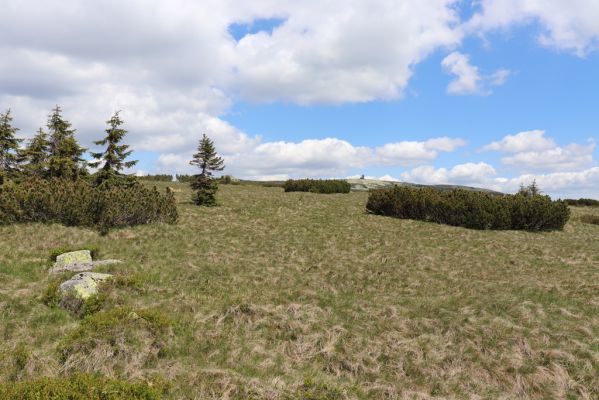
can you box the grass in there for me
[1,182,598,399]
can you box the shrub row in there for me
[0,178,178,232]
[564,198,599,207]
[366,186,570,231]
[283,179,351,194]
[136,174,173,182]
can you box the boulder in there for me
[59,272,112,300]
[55,250,92,267]
[50,249,122,274]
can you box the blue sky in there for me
[1,1,598,197]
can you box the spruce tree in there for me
[89,111,138,186]
[0,109,23,184]
[19,128,50,178]
[46,106,87,180]
[189,134,224,206]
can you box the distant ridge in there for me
[346,178,504,195]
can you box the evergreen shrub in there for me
[137,174,173,182]
[0,178,178,232]
[366,186,570,231]
[283,179,351,194]
[564,198,599,207]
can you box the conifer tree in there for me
[89,111,137,186]
[0,109,23,184]
[46,106,87,180]
[189,134,224,206]
[19,128,50,178]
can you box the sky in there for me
[1,0,598,198]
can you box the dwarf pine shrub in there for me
[284,179,351,194]
[0,177,177,232]
[564,198,599,207]
[366,186,570,231]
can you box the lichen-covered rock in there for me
[49,259,122,274]
[59,272,112,300]
[54,250,92,268]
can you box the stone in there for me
[49,249,122,273]
[59,272,113,300]
[55,250,92,268]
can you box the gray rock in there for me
[50,256,122,274]
[55,250,92,267]
[59,272,113,300]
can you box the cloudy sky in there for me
[2,0,598,198]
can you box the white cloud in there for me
[501,142,595,171]
[441,51,510,95]
[482,130,596,172]
[157,136,465,179]
[401,162,497,185]
[232,1,462,104]
[375,137,466,166]
[468,0,599,56]
[482,130,556,153]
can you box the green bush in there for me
[190,175,218,206]
[366,186,570,231]
[564,198,599,207]
[283,179,351,194]
[0,178,178,232]
[175,174,194,183]
[0,374,164,399]
[136,174,173,182]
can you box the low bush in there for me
[564,198,599,207]
[0,178,178,233]
[175,174,194,183]
[0,374,165,399]
[366,186,570,231]
[580,214,599,225]
[284,179,351,194]
[136,174,173,182]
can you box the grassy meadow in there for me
[1,181,598,399]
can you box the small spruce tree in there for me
[0,109,23,184]
[46,106,87,180]
[89,111,138,186]
[19,128,50,178]
[189,134,224,206]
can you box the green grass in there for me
[1,182,598,399]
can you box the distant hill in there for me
[240,178,503,195]
[346,178,504,194]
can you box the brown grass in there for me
[0,182,598,399]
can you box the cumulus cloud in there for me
[468,0,599,56]
[482,130,596,172]
[441,51,510,95]
[401,162,497,185]
[482,130,556,153]
[233,1,462,103]
[157,136,466,179]
[375,137,466,166]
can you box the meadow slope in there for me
[0,182,598,399]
